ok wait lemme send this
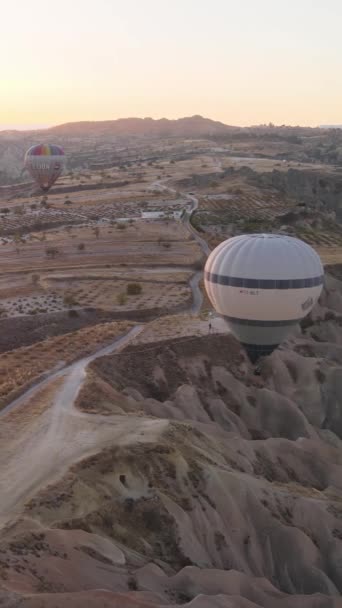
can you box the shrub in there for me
[45,246,60,259]
[77,243,85,252]
[117,292,127,305]
[127,577,137,591]
[63,293,78,307]
[126,283,142,295]
[117,223,127,230]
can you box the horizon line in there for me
[0,115,340,133]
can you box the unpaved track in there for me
[0,325,170,527]
[151,178,211,256]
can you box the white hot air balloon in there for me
[204,234,324,362]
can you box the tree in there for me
[63,292,78,307]
[117,292,127,305]
[93,226,100,239]
[126,282,142,295]
[45,246,60,259]
[77,242,85,252]
[14,234,22,254]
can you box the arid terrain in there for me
[0,117,341,607]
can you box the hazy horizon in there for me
[0,116,326,133]
[2,0,341,129]
[0,124,51,132]
[2,116,342,134]
[0,114,342,133]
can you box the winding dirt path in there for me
[0,325,170,527]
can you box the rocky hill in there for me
[47,115,238,137]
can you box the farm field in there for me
[0,213,201,319]
[0,222,201,273]
[0,320,134,407]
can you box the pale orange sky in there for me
[1,0,342,129]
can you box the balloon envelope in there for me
[25,144,65,191]
[204,234,324,362]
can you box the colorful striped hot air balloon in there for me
[204,234,324,362]
[25,144,66,191]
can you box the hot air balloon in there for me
[24,144,65,192]
[204,234,324,362]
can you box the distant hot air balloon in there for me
[24,144,65,192]
[204,234,324,362]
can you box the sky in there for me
[1,0,341,129]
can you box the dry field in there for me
[0,197,181,237]
[0,221,201,274]
[316,247,342,265]
[0,265,194,318]
[193,172,342,252]
[201,189,294,220]
[41,276,191,312]
[220,156,333,174]
[0,320,134,407]
[0,218,200,319]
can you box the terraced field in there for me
[42,277,191,312]
[0,320,134,407]
[196,187,342,250]
[202,190,293,220]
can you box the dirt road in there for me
[150,178,211,257]
[0,325,170,527]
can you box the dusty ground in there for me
[0,222,201,274]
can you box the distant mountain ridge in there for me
[320,125,342,129]
[46,115,238,137]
